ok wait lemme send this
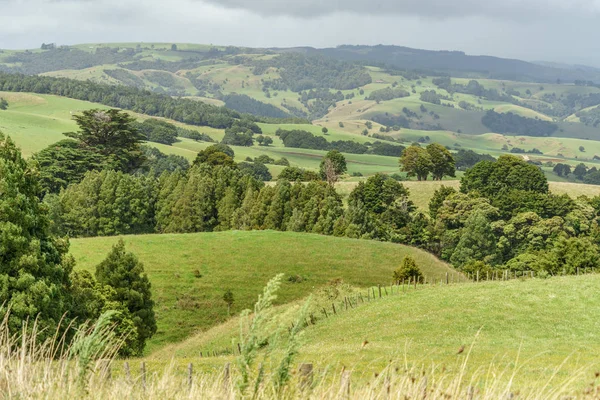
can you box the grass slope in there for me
[69,231,453,353]
[158,274,600,387]
[297,275,600,383]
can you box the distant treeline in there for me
[0,72,301,128]
[220,93,293,119]
[481,110,558,137]
[275,129,405,156]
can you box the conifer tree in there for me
[95,239,156,356]
[0,133,75,340]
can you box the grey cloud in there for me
[202,0,600,20]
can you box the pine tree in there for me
[95,239,156,356]
[0,133,75,340]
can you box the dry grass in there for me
[1,313,598,400]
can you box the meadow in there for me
[69,231,453,353]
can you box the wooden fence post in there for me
[299,363,313,391]
[340,370,351,398]
[124,361,131,383]
[332,303,337,315]
[188,363,193,390]
[222,363,231,391]
[141,362,146,392]
[445,272,449,285]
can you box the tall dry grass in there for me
[1,309,598,399]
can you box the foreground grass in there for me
[297,275,600,385]
[159,274,600,391]
[4,276,600,399]
[70,231,453,353]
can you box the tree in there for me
[33,139,107,194]
[193,144,236,168]
[393,256,423,283]
[0,97,8,110]
[450,209,499,267]
[223,289,234,315]
[399,145,433,181]
[553,163,571,177]
[429,185,457,219]
[95,239,157,356]
[460,155,548,197]
[319,150,347,185]
[171,44,178,51]
[426,143,455,180]
[0,133,75,341]
[322,127,328,134]
[239,162,272,181]
[574,163,587,180]
[579,146,586,152]
[65,109,146,171]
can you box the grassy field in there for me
[149,274,600,389]
[69,231,454,353]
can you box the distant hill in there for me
[289,45,600,83]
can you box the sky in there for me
[1,0,600,66]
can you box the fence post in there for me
[124,361,131,383]
[476,271,479,282]
[188,363,193,390]
[445,272,449,285]
[378,285,382,298]
[332,303,337,315]
[299,363,314,391]
[340,370,351,398]
[141,362,146,393]
[222,362,231,392]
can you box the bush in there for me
[392,256,423,283]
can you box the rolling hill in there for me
[69,231,454,352]
[149,273,600,388]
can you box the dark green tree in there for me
[65,109,146,171]
[193,144,236,168]
[95,239,157,356]
[33,139,107,194]
[399,145,433,181]
[574,163,588,180]
[320,150,347,184]
[0,133,75,341]
[450,209,499,267]
[429,185,457,219]
[426,143,456,181]
[460,155,548,197]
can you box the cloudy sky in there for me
[2,0,600,66]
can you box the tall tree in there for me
[65,109,146,171]
[0,133,75,340]
[426,143,456,181]
[399,145,433,181]
[95,239,157,356]
[319,150,347,185]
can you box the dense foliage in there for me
[221,93,292,119]
[481,110,558,137]
[0,132,156,354]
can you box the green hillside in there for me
[69,231,454,352]
[150,274,600,387]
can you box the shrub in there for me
[393,256,423,283]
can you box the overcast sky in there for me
[2,0,600,66]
